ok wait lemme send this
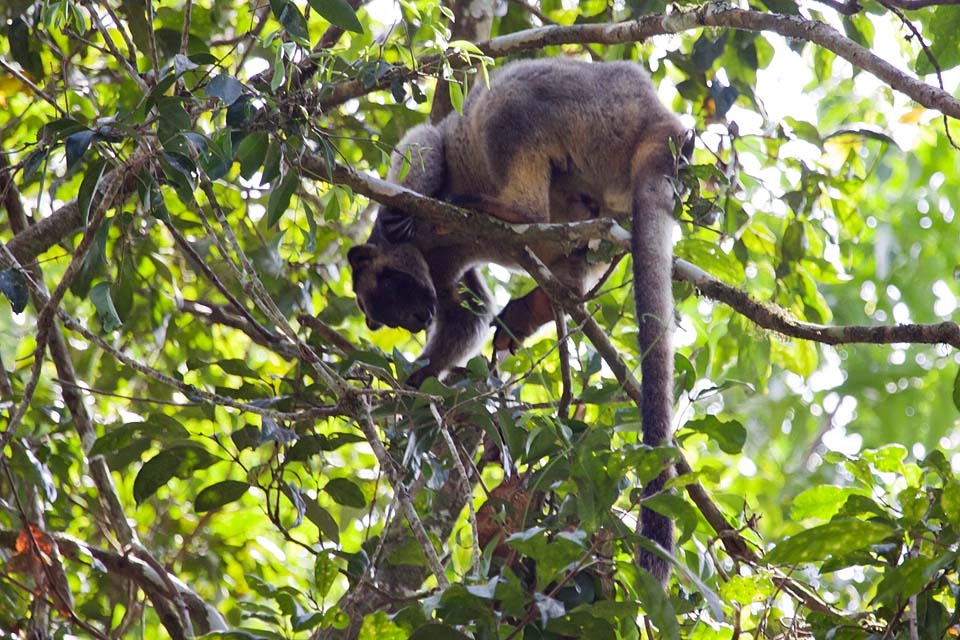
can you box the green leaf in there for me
[307,0,363,33]
[70,217,112,298]
[632,566,680,639]
[260,137,283,186]
[89,281,123,331]
[194,480,249,512]
[7,17,43,78]
[448,81,464,115]
[765,518,894,565]
[133,443,219,504]
[643,492,699,544]
[874,553,958,605]
[917,7,960,74]
[691,32,727,72]
[314,554,339,598]
[156,97,191,131]
[784,118,823,147]
[230,424,261,451]
[274,0,309,42]
[0,269,28,313]
[942,480,960,526]
[77,158,106,226]
[90,417,190,457]
[791,486,858,521]
[65,130,96,171]
[21,148,48,181]
[205,74,244,106]
[683,415,746,454]
[236,131,269,180]
[270,43,286,92]
[674,238,745,284]
[323,478,365,508]
[266,171,299,227]
[305,500,340,544]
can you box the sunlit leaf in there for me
[89,281,123,332]
[682,415,746,454]
[765,519,894,565]
[314,554,339,597]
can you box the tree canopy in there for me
[1,0,960,638]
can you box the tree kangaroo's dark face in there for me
[347,243,437,333]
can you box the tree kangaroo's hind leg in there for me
[407,267,494,388]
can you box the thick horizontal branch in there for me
[300,154,630,256]
[674,260,960,349]
[318,3,960,121]
[306,150,960,351]
[2,157,145,268]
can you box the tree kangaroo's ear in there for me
[347,244,380,271]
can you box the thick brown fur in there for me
[348,58,686,585]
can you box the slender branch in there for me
[180,0,194,59]
[164,219,277,344]
[883,0,960,8]
[433,403,480,575]
[81,0,148,91]
[180,299,299,359]
[341,390,450,589]
[297,314,356,354]
[315,4,960,121]
[0,151,194,639]
[554,307,573,419]
[673,260,960,349]
[3,146,145,450]
[0,59,66,117]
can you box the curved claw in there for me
[379,207,417,243]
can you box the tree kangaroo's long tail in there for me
[632,172,677,586]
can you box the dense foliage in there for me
[1,0,959,638]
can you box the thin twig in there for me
[343,391,451,588]
[433,404,481,575]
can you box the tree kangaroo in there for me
[348,58,687,585]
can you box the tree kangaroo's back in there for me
[349,58,687,585]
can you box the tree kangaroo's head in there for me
[347,242,437,333]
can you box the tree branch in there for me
[0,530,227,634]
[316,4,960,121]
[304,149,960,351]
[673,260,960,349]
